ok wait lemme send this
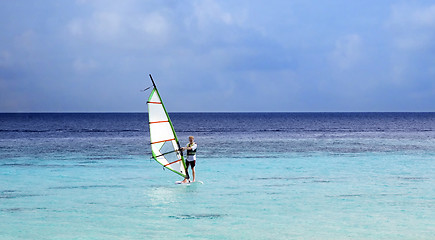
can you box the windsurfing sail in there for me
[147,74,187,178]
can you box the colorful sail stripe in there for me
[150,138,175,144]
[164,159,182,167]
[149,120,169,124]
[147,101,162,104]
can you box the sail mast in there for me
[149,74,157,89]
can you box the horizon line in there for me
[1,111,434,114]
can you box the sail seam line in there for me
[164,159,182,167]
[149,120,169,124]
[151,138,175,144]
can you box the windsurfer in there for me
[180,136,197,183]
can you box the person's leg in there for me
[182,161,190,183]
[191,161,196,182]
[192,167,195,182]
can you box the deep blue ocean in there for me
[1,113,434,239]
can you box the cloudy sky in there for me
[1,0,434,112]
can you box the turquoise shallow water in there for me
[1,113,434,239]
[1,146,434,239]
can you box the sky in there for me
[0,0,434,112]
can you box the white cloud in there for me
[330,34,362,70]
[387,3,435,50]
[91,12,121,39]
[385,3,435,86]
[412,5,435,26]
[68,19,84,37]
[66,6,172,47]
[390,4,435,28]
[193,0,234,28]
[139,12,169,38]
[69,12,121,40]
[67,13,121,41]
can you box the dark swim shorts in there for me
[186,160,196,168]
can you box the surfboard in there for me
[175,180,204,185]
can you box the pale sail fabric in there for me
[147,88,186,177]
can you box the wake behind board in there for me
[175,180,204,185]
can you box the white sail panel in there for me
[149,122,173,143]
[148,90,161,103]
[148,103,168,123]
[153,139,184,174]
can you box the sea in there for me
[0,112,434,240]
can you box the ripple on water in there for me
[1,207,48,212]
[49,185,125,190]
[0,190,42,199]
[168,214,226,220]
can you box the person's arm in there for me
[180,143,189,151]
[187,143,197,151]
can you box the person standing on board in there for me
[181,136,197,183]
